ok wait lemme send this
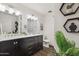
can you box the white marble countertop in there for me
[0,34,42,41]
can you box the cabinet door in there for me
[12,39,21,56]
[18,38,31,55]
[19,37,37,55]
[19,37,35,48]
[34,35,43,52]
[0,39,22,56]
[0,40,15,56]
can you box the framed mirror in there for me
[0,4,22,35]
[0,11,21,34]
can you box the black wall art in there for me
[60,3,79,16]
[63,18,79,33]
[13,21,18,33]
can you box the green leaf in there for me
[55,31,75,55]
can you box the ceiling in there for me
[21,3,61,15]
[3,3,61,15]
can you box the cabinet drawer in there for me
[0,40,20,56]
[0,41,14,51]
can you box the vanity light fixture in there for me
[27,15,38,20]
[0,4,22,16]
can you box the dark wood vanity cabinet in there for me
[0,35,43,56]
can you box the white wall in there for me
[43,13,55,46]
[43,3,79,52]
[53,3,79,52]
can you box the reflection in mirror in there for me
[0,4,22,35]
[0,12,19,34]
[26,15,40,34]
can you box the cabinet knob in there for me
[14,41,18,45]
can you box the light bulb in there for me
[34,17,38,20]
[15,10,21,16]
[31,16,34,20]
[27,15,38,20]
[8,8,14,14]
[27,15,32,19]
[32,16,38,20]
[0,4,6,12]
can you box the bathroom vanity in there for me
[0,34,43,56]
[0,4,43,56]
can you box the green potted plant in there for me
[55,31,79,56]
